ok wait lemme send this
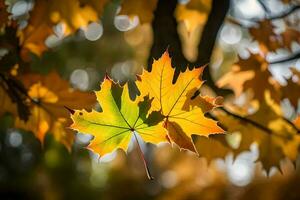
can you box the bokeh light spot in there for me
[84,22,103,41]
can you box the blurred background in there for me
[1,0,300,199]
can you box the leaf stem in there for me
[133,132,154,180]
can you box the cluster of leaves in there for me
[248,19,300,54]
[0,0,225,175]
[0,0,99,150]
[0,70,96,151]
[211,6,300,172]
[70,51,224,159]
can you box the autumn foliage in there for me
[1,0,300,199]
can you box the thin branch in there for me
[193,0,230,96]
[249,5,300,22]
[218,107,300,136]
[0,72,60,121]
[257,0,271,15]
[282,117,300,133]
[219,107,273,134]
[226,17,246,27]
[269,50,300,64]
[229,4,300,28]
[267,5,300,20]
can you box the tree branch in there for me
[219,107,273,134]
[229,4,300,27]
[269,50,300,64]
[193,0,230,96]
[258,0,271,15]
[147,0,188,82]
[267,5,300,20]
[218,107,300,136]
[148,0,231,96]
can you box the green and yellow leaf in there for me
[70,78,167,156]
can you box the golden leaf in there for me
[137,51,224,153]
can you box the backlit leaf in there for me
[137,51,224,153]
[70,78,167,156]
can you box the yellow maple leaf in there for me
[15,72,96,151]
[137,51,224,153]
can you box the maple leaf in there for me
[281,68,300,108]
[14,72,96,151]
[137,51,224,153]
[118,0,158,23]
[217,53,280,102]
[19,0,106,60]
[70,78,167,156]
[249,19,281,54]
[175,0,211,33]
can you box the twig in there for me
[269,50,300,64]
[226,17,247,28]
[282,117,300,133]
[229,5,300,27]
[219,107,273,134]
[267,5,300,20]
[257,0,271,15]
[218,107,300,137]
